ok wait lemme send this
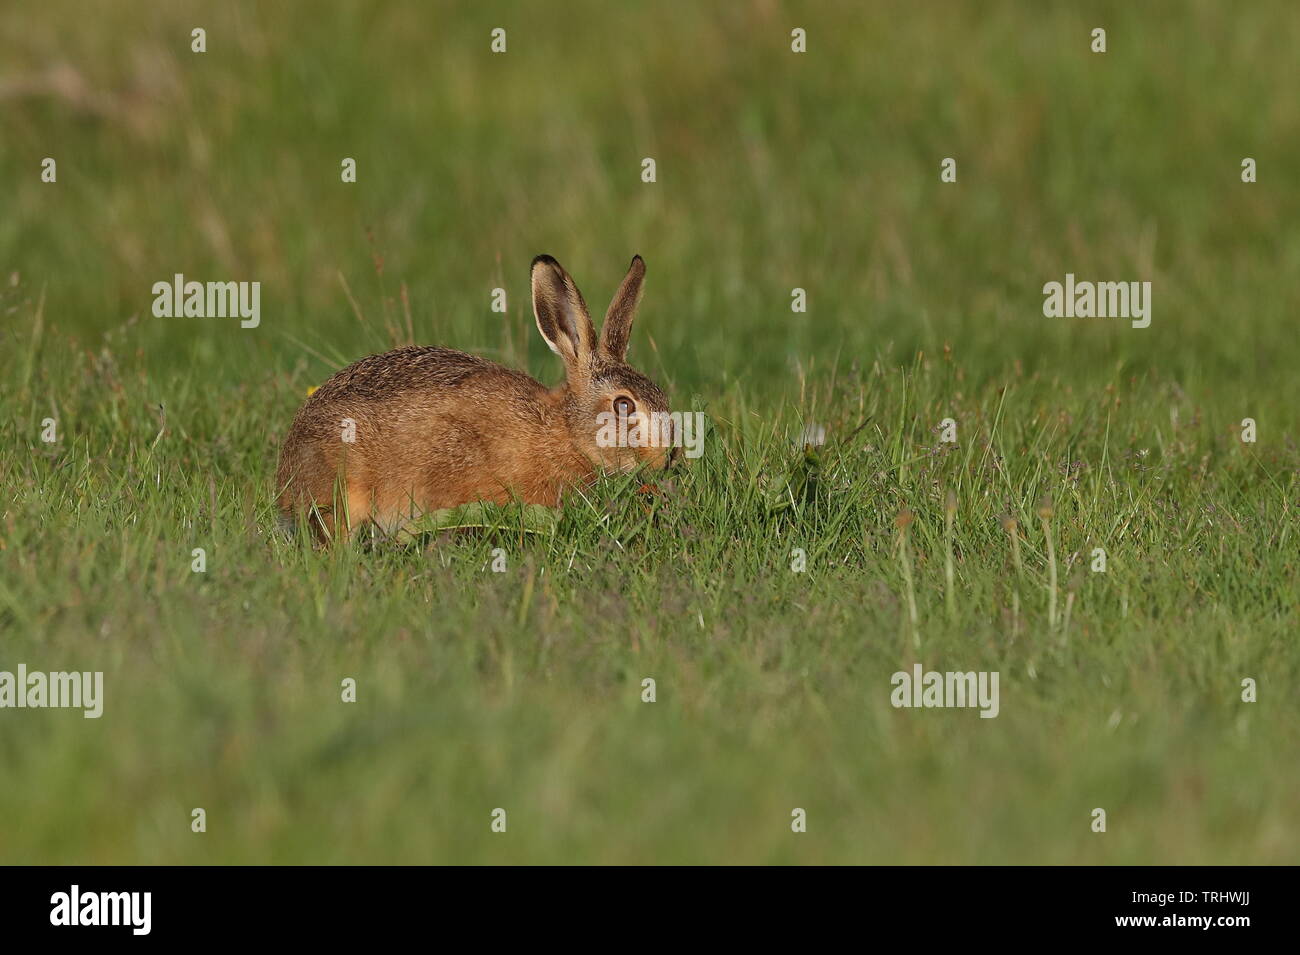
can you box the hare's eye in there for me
[613,395,635,417]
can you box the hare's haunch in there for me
[276,255,674,541]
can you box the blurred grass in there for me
[1,0,1298,863]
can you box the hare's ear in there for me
[531,255,596,377]
[599,254,645,362]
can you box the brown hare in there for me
[276,255,676,541]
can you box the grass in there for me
[1,0,1298,864]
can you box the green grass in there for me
[1,0,1298,864]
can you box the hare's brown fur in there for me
[276,255,672,541]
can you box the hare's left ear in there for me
[599,255,645,362]
[532,255,596,378]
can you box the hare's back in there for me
[287,345,548,450]
[307,345,524,404]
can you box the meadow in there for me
[1,0,1297,864]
